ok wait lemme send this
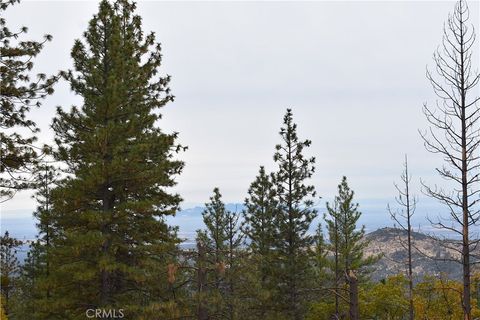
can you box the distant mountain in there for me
[365,227,471,282]
[5,218,473,283]
[4,203,473,283]
[166,203,245,241]
[176,203,245,218]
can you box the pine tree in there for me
[192,236,210,320]
[242,166,278,318]
[224,210,244,320]
[7,165,59,320]
[312,224,328,291]
[243,166,277,261]
[325,200,342,318]
[193,188,245,319]
[25,165,58,318]
[325,176,379,319]
[48,0,184,317]
[0,0,57,201]
[10,240,44,320]
[187,233,226,320]
[271,109,317,320]
[0,231,22,317]
[197,188,229,318]
[3,167,56,320]
[202,188,229,280]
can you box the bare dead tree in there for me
[388,155,417,320]
[420,1,480,319]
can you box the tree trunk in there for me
[405,159,414,320]
[347,270,359,320]
[334,218,339,319]
[197,241,208,320]
[459,13,471,320]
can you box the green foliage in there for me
[306,301,337,320]
[312,224,329,287]
[243,166,277,258]
[202,188,229,261]
[9,241,55,320]
[0,0,57,200]
[0,232,22,317]
[242,166,279,317]
[191,188,245,319]
[271,109,318,320]
[10,165,60,319]
[44,0,184,317]
[325,176,380,276]
[360,275,410,319]
[323,176,380,319]
[14,165,59,318]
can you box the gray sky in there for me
[2,1,480,220]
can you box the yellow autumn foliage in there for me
[307,274,480,320]
[0,294,7,320]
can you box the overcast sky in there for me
[3,1,480,222]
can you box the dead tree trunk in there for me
[388,155,416,320]
[420,1,480,319]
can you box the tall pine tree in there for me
[242,166,278,318]
[272,109,317,320]
[48,1,184,318]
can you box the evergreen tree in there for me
[243,166,277,261]
[202,188,229,278]
[312,224,329,291]
[325,176,379,319]
[193,188,245,319]
[10,240,44,320]
[189,232,219,320]
[224,210,244,320]
[27,165,58,318]
[32,165,58,248]
[0,231,22,317]
[242,166,278,318]
[271,109,317,320]
[197,188,229,318]
[48,1,184,317]
[0,0,57,201]
[7,165,59,320]
[325,200,342,318]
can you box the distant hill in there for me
[5,205,475,282]
[365,227,472,282]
